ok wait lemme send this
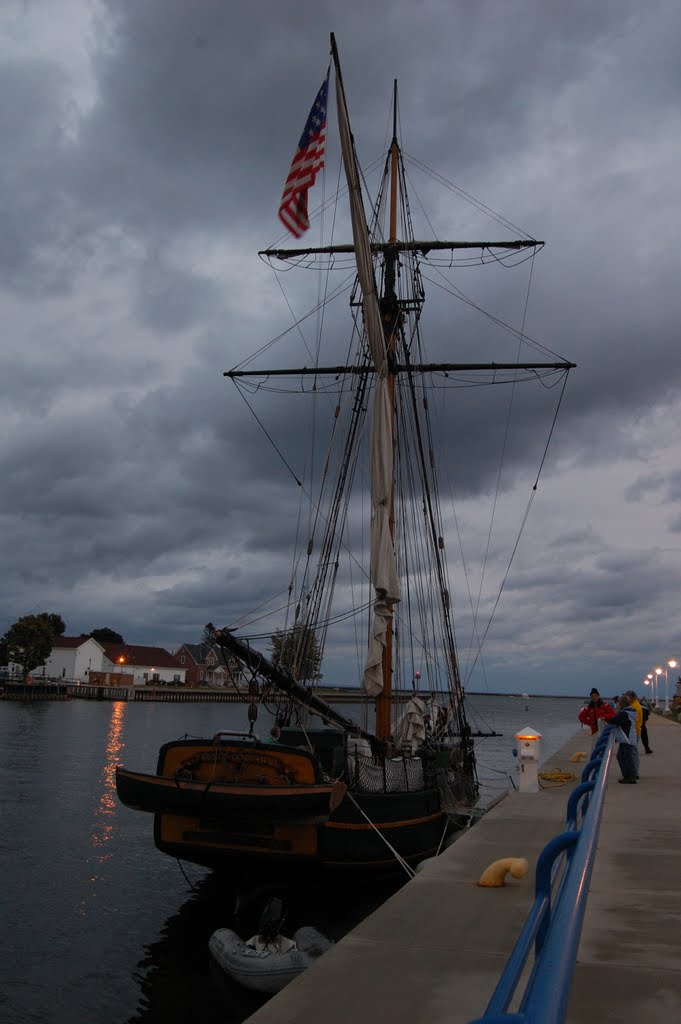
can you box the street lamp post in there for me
[665,659,676,715]
[655,667,663,706]
[647,672,654,703]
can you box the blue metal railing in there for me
[467,728,615,1024]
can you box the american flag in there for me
[278,72,329,238]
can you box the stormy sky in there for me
[2,0,681,699]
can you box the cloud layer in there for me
[2,0,681,698]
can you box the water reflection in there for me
[128,871,404,1024]
[91,700,126,861]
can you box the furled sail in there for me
[334,62,400,698]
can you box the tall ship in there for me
[116,36,574,883]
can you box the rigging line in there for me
[228,273,355,373]
[402,164,440,244]
[227,587,295,631]
[232,383,302,486]
[473,249,536,640]
[402,152,534,239]
[230,376,376,592]
[468,488,536,680]
[343,790,416,879]
[531,368,571,488]
[420,270,567,362]
[240,595,375,642]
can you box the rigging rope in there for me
[343,789,416,879]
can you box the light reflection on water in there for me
[0,693,582,1024]
[91,700,127,861]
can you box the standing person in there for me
[638,694,653,754]
[625,689,650,755]
[609,694,640,784]
[578,688,615,741]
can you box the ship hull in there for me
[116,732,456,881]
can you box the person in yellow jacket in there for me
[626,690,652,754]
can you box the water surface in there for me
[0,694,582,1023]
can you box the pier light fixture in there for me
[663,659,677,715]
[515,726,542,794]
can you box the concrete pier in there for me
[242,715,681,1024]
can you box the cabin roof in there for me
[102,644,182,669]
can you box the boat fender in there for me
[415,856,437,874]
[569,751,587,762]
[477,857,529,887]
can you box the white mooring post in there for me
[515,726,542,793]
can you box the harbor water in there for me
[0,693,582,1024]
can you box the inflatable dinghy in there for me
[208,898,332,994]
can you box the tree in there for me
[88,627,124,645]
[270,624,323,682]
[36,612,66,636]
[201,622,216,646]
[3,614,56,682]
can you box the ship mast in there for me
[224,40,575,760]
[376,84,399,739]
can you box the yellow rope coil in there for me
[538,769,577,786]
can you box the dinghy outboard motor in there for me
[257,897,286,943]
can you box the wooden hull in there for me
[117,734,457,881]
[152,788,449,878]
[116,767,345,823]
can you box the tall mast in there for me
[376,83,400,739]
[331,34,402,724]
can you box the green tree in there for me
[4,614,56,682]
[270,624,323,682]
[88,627,124,645]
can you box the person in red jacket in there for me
[578,688,615,737]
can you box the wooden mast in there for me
[376,83,399,740]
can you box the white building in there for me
[20,636,186,687]
[32,635,105,682]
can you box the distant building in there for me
[23,636,186,687]
[34,635,105,682]
[174,643,243,689]
[98,644,186,686]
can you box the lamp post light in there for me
[647,673,654,703]
[655,667,662,706]
[664,659,677,715]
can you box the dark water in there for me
[0,694,581,1024]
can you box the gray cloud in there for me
[1,1,681,697]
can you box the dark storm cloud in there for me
[2,0,681,694]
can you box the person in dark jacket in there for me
[578,688,615,736]
[609,693,640,784]
[638,695,653,754]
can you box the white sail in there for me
[334,66,400,697]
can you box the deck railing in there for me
[467,727,615,1024]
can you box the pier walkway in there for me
[245,714,681,1024]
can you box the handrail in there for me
[467,728,615,1024]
